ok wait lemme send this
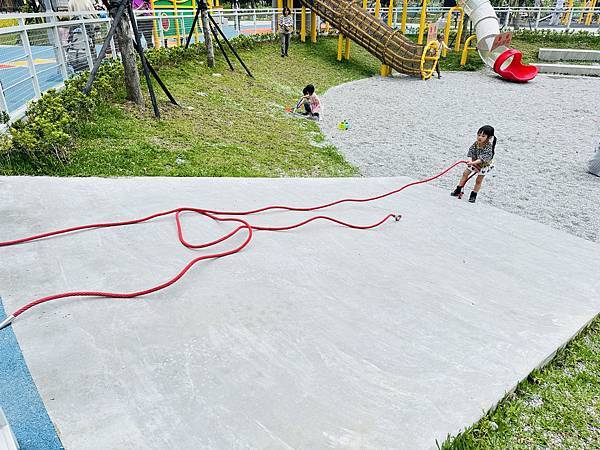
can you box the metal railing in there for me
[0,6,597,120]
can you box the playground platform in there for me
[1,175,598,449]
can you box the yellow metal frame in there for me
[311,10,317,43]
[381,0,394,76]
[401,0,408,33]
[417,0,428,44]
[460,34,478,66]
[375,0,381,18]
[584,0,598,25]
[443,6,464,56]
[277,0,283,33]
[420,40,439,80]
[150,0,160,48]
[561,0,574,25]
[191,0,200,44]
[173,0,181,45]
[301,6,306,42]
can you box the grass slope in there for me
[42,38,383,177]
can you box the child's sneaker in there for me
[469,191,478,203]
[450,186,463,197]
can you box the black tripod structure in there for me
[184,0,253,78]
[83,0,178,118]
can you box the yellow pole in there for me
[375,0,381,17]
[277,0,283,32]
[191,0,200,45]
[311,10,317,43]
[460,34,477,65]
[418,0,427,44]
[173,0,181,46]
[381,0,394,76]
[344,37,351,59]
[337,34,344,60]
[363,0,367,8]
[215,0,220,7]
[301,6,306,42]
[150,0,160,48]
[401,0,408,33]
[443,7,464,56]
[454,13,464,52]
[561,0,574,24]
[585,0,597,25]
[207,0,213,8]
[287,0,293,8]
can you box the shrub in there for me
[2,60,123,169]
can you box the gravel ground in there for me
[319,70,600,242]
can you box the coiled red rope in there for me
[0,160,470,329]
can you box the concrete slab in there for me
[0,176,599,449]
[539,48,600,62]
[533,62,600,76]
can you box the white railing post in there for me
[535,8,541,29]
[110,30,118,59]
[79,17,95,71]
[0,82,9,114]
[52,21,69,79]
[253,9,257,34]
[505,8,511,28]
[19,17,42,100]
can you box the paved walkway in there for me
[1,176,598,448]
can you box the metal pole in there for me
[209,13,253,77]
[83,0,128,94]
[185,3,202,48]
[51,18,69,79]
[19,18,42,99]
[132,39,178,106]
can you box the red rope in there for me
[0,160,470,325]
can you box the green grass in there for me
[511,37,600,65]
[442,316,600,449]
[5,38,385,177]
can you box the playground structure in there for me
[296,0,439,79]
[291,0,538,82]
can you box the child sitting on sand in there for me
[450,125,497,203]
[300,84,321,120]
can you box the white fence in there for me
[0,6,597,120]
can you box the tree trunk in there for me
[201,9,215,68]
[113,9,144,105]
